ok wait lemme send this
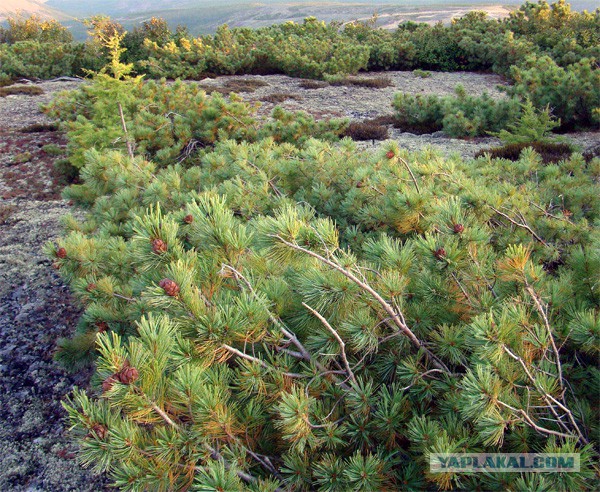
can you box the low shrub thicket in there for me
[393,85,522,137]
[47,71,600,490]
[1,2,598,134]
[44,75,348,169]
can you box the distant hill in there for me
[0,0,73,21]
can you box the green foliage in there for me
[491,99,561,144]
[142,18,371,80]
[0,40,87,79]
[507,55,600,129]
[45,74,347,169]
[0,14,73,44]
[393,86,522,137]
[413,69,431,78]
[49,69,599,487]
[1,2,598,133]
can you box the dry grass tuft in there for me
[0,85,44,97]
[223,78,269,92]
[299,80,328,90]
[330,76,393,89]
[475,142,573,164]
[20,123,59,133]
[343,121,389,141]
[260,93,302,104]
[364,115,399,127]
[0,204,17,225]
[200,78,269,95]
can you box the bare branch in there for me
[302,302,357,385]
[489,206,548,246]
[398,156,421,194]
[118,102,135,160]
[273,236,450,373]
[222,344,304,379]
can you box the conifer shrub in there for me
[44,75,347,169]
[48,72,599,487]
[490,99,561,145]
[413,69,431,78]
[0,14,73,44]
[393,85,522,137]
[506,55,600,129]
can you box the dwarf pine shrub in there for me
[47,72,600,491]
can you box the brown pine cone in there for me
[96,321,108,333]
[56,247,67,259]
[183,214,194,224]
[159,278,180,297]
[90,423,108,440]
[86,283,97,292]
[385,150,395,159]
[434,248,447,260]
[102,375,119,392]
[118,365,139,384]
[453,223,465,234]
[151,238,168,254]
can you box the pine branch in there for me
[302,302,357,385]
[222,343,305,378]
[398,156,421,194]
[220,264,351,389]
[489,206,548,246]
[273,235,450,373]
[502,345,588,444]
[118,102,135,160]
[497,400,577,441]
[524,283,564,395]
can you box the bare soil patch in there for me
[0,80,108,491]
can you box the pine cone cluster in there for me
[385,150,395,159]
[119,365,139,384]
[56,247,67,259]
[152,238,168,254]
[159,278,180,296]
[453,223,465,234]
[183,214,194,224]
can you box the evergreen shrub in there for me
[393,85,522,137]
[48,75,600,490]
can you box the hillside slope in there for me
[0,0,73,21]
